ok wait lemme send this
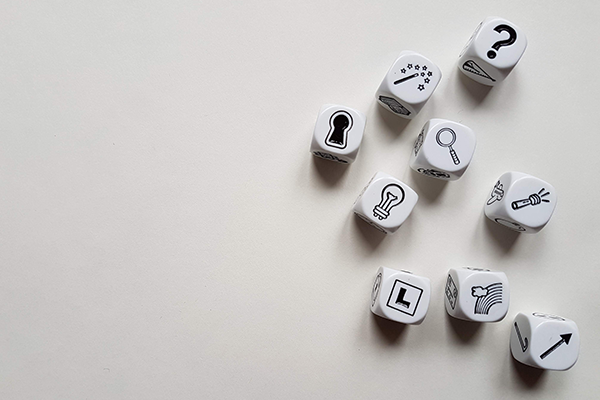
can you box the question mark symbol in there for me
[487,24,517,59]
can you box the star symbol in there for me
[407,64,413,69]
[415,65,420,70]
[427,71,432,77]
[421,72,425,77]
[422,65,428,71]
[418,84,425,91]
[400,68,406,74]
[424,78,430,84]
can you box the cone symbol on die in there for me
[462,60,496,82]
[373,184,405,220]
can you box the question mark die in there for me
[458,17,527,86]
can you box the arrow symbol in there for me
[514,322,528,352]
[540,333,572,360]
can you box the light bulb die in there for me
[353,172,418,235]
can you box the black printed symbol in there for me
[325,110,353,149]
[462,60,496,82]
[533,312,566,321]
[514,322,528,352]
[413,129,424,156]
[445,275,458,310]
[511,188,550,210]
[395,288,411,308]
[393,61,435,91]
[494,218,526,232]
[312,151,348,164]
[465,267,490,272]
[378,96,411,116]
[417,168,450,179]
[487,181,505,205]
[540,333,572,360]
[394,73,419,85]
[487,24,517,59]
[371,272,382,306]
[373,184,405,220]
[471,282,502,315]
[435,128,460,165]
[386,279,423,316]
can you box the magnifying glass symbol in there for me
[435,128,460,165]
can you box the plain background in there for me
[1,1,599,399]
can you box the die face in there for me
[371,267,431,325]
[505,176,557,229]
[377,51,441,119]
[511,312,580,371]
[445,267,509,322]
[458,17,527,86]
[353,172,418,234]
[485,172,557,233]
[410,119,476,181]
[310,104,366,164]
[472,17,527,70]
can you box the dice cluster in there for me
[310,17,578,371]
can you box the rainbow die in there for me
[444,267,509,323]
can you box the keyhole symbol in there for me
[487,24,517,59]
[325,110,353,149]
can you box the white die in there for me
[484,172,557,233]
[458,17,527,86]
[371,267,431,325]
[444,267,509,322]
[511,312,580,371]
[310,104,366,164]
[409,119,476,180]
[353,172,418,234]
[376,51,441,119]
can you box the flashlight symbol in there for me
[511,188,550,210]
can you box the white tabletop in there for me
[1,1,599,399]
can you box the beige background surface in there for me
[1,1,599,398]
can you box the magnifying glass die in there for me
[409,119,476,181]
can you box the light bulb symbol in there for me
[511,188,550,210]
[373,184,405,220]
